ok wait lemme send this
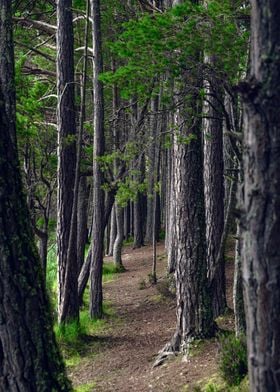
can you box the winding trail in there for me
[70,243,234,391]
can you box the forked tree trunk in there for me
[242,1,280,390]
[0,2,71,389]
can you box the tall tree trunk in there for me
[108,203,117,256]
[78,189,115,303]
[203,68,226,318]
[170,99,215,351]
[233,222,246,336]
[242,2,280,390]
[0,2,71,389]
[77,176,89,273]
[113,206,124,270]
[89,0,105,319]
[133,154,145,248]
[158,1,215,356]
[56,0,78,324]
[124,204,131,240]
[38,230,48,277]
[167,120,177,273]
[145,96,159,243]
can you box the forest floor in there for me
[68,241,235,392]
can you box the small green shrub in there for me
[219,333,247,386]
[204,383,219,392]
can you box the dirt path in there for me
[70,243,234,392]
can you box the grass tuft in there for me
[74,381,96,392]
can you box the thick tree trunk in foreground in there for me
[89,0,105,319]
[56,0,78,324]
[0,2,71,389]
[170,106,215,352]
[242,2,280,390]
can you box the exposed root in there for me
[152,342,179,368]
[152,331,184,368]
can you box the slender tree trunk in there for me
[56,0,78,324]
[133,154,145,248]
[242,2,280,390]
[233,223,246,336]
[78,189,115,303]
[39,230,48,277]
[0,2,71,389]
[167,125,177,273]
[113,205,124,270]
[146,96,159,243]
[89,0,105,320]
[124,204,131,240]
[108,204,117,256]
[77,176,89,273]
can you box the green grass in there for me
[123,235,134,245]
[46,246,120,367]
[54,301,117,367]
[74,381,96,392]
[192,375,249,392]
[102,262,120,283]
[46,246,119,310]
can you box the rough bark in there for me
[56,0,78,324]
[0,2,71,389]
[170,100,215,351]
[167,121,177,273]
[89,0,105,319]
[203,68,226,318]
[242,1,280,390]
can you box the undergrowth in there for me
[46,246,120,367]
[219,333,247,386]
[74,381,97,392]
